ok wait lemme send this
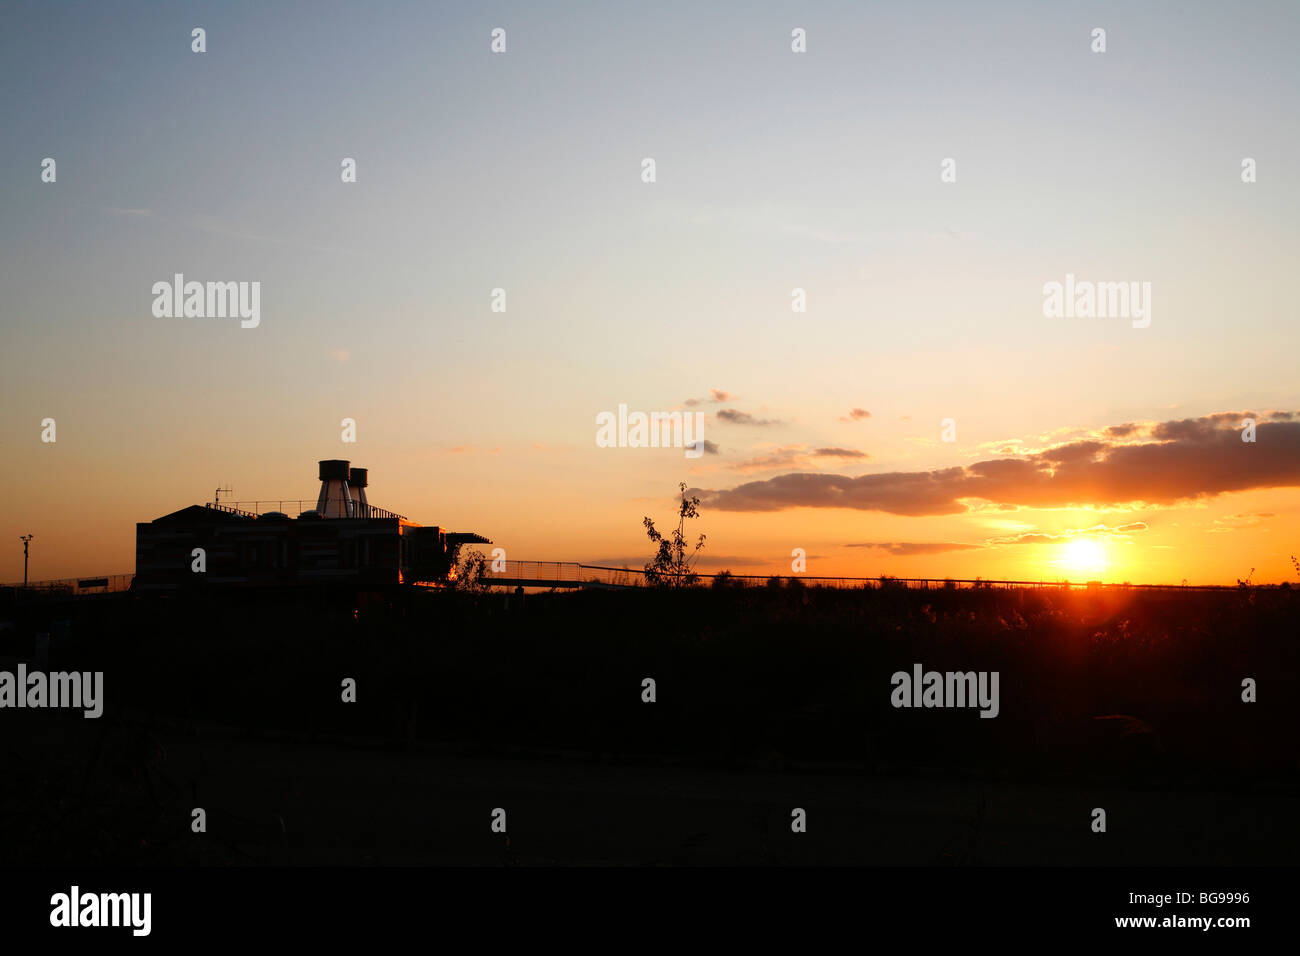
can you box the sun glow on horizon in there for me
[1060,538,1108,578]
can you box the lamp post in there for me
[20,535,33,586]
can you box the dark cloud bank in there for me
[692,413,1300,515]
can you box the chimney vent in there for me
[316,459,354,517]
[348,467,369,517]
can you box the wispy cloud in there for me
[717,408,782,427]
[734,445,867,473]
[1209,512,1275,533]
[186,215,353,257]
[986,522,1149,545]
[845,541,983,556]
[685,388,736,407]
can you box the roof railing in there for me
[204,498,406,520]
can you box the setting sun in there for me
[1062,538,1107,578]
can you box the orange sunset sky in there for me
[3,2,1298,585]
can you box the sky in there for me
[2,0,1299,585]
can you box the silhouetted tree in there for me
[643,482,706,587]
[452,547,491,592]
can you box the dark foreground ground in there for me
[2,583,1297,865]
[8,719,1297,866]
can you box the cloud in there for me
[717,409,782,426]
[692,412,1300,515]
[986,522,1149,545]
[734,447,804,471]
[840,408,872,422]
[685,388,736,407]
[587,553,766,570]
[1149,413,1247,442]
[845,542,983,555]
[813,447,868,459]
[1209,512,1275,533]
[687,440,721,456]
[734,445,867,472]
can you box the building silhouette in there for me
[134,459,488,590]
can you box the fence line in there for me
[480,561,1242,592]
[0,573,135,595]
[2,563,1258,597]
